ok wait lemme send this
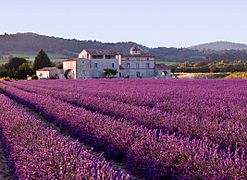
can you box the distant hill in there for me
[0,32,204,62]
[0,32,146,58]
[189,41,247,51]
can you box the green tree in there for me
[15,63,33,79]
[33,49,52,71]
[103,68,118,78]
[5,57,27,71]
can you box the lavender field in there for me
[0,79,246,179]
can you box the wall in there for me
[120,59,155,78]
[75,59,92,79]
[36,71,49,79]
[49,69,63,78]
[63,61,77,79]
[91,58,119,78]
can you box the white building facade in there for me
[63,50,119,79]
[36,67,63,79]
[63,45,170,79]
[117,45,156,78]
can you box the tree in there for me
[5,57,27,71]
[103,69,118,78]
[15,63,33,79]
[33,49,52,71]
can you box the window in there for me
[112,63,115,68]
[136,72,141,78]
[92,55,103,59]
[127,63,130,68]
[136,63,139,68]
[106,55,113,59]
[94,63,98,68]
[146,63,150,68]
[147,57,149,60]
[82,61,85,64]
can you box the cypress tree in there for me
[33,49,52,71]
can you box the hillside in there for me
[0,32,204,62]
[190,41,247,51]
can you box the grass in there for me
[0,61,7,66]
[156,61,178,65]
[9,51,70,60]
[175,72,230,79]
[225,72,247,79]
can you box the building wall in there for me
[36,69,63,79]
[78,50,91,59]
[120,59,155,78]
[121,57,155,61]
[75,59,92,79]
[156,69,171,78]
[63,61,77,79]
[63,58,119,79]
[49,69,63,78]
[120,69,155,78]
[36,71,49,79]
[91,59,119,78]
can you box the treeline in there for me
[206,50,247,62]
[0,50,53,80]
[170,61,247,73]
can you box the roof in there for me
[64,58,79,62]
[155,64,168,70]
[84,49,118,56]
[36,67,60,71]
[130,44,141,51]
[121,52,155,58]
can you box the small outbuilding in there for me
[36,67,63,79]
[155,64,171,78]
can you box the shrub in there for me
[31,75,38,80]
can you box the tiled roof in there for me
[155,64,168,70]
[64,58,79,62]
[85,49,118,56]
[63,58,88,62]
[121,52,155,58]
[36,67,60,71]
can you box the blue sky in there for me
[0,0,247,48]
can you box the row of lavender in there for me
[14,79,247,124]
[0,94,129,179]
[15,79,247,107]
[6,80,247,150]
[0,82,246,179]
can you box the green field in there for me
[10,51,70,60]
[0,61,7,66]
[156,61,179,65]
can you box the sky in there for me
[0,0,247,48]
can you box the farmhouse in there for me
[36,67,63,79]
[117,45,156,78]
[64,50,119,79]
[63,45,170,79]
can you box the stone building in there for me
[117,45,156,78]
[63,49,119,79]
[63,45,170,79]
[36,67,63,79]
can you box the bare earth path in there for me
[0,140,13,180]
